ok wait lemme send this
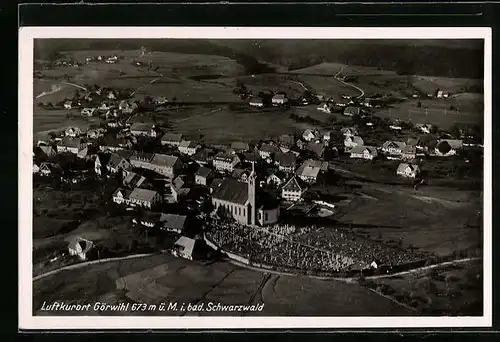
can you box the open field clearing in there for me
[366,259,483,315]
[33,254,414,316]
[412,76,483,95]
[290,62,397,78]
[373,96,483,129]
[297,75,361,97]
[166,106,315,144]
[33,108,97,140]
[338,185,482,257]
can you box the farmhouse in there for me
[259,143,281,160]
[122,170,146,189]
[343,106,360,117]
[171,236,198,260]
[266,170,287,188]
[306,141,325,159]
[274,152,297,173]
[161,133,183,147]
[63,100,73,109]
[401,146,417,160]
[230,141,250,152]
[178,140,200,156]
[213,152,240,173]
[211,170,279,226]
[381,141,407,156]
[114,187,162,209]
[81,108,96,117]
[231,168,252,183]
[154,96,168,105]
[37,162,62,176]
[416,123,434,134]
[130,153,182,178]
[37,145,57,157]
[317,102,335,113]
[57,137,87,158]
[65,127,82,137]
[242,151,260,165]
[278,134,295,151]
[302,129,318,142]
[99,136,133,152]
[344,135,364,151]
[130,123,158,138]
[195,167,213,186]
[249,97,264,108]
[350,146,378,160]
[435,139,463,156]
[341,127,358,137]
[272,94,288,106]
[87,128,106,140]
[281,176,306,202]
[160,213,187,233]
[119,100,138,114]
[296,159,322,184]
[335,97,351,108]
[193,148,213,166]
[396,163,420,178]
[68,237,94,261]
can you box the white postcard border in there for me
[19,26,492,330]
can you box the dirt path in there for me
[172,107,222,123]
[334,67,365,99]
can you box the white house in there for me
[401,146,417,160]
[302,129,317,142]
[113,187,162,209]
[295,159,322,184]
[81,108,96,117]
[130,123,157,138]
[171,236,196,261]
[396,163,420,178]
[259,143,280,160]
[317,102,335,113]
[64,127,82,137]
[213,152,240,173]
[341,127,358,137]
[343,106,360,117]
[266,171,287,188]
[161,133,183,147]
[68,237,94,261]
[344,135,364,151]
[63,101,73,109]
[281,176,305,202]
[195,167,213,186]
[57,137,87,158]
[178,140,200,156]
[129,153,182,178]
[350,146,378,160]
[381,141,407,156]
[249,97,264,107]
[272,94,288,106]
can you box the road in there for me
[172,107,223,123]
[333,66,365,99]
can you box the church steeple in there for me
[247,162,256,226]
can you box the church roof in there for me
[212,178,249,205]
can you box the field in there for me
[33,253,415,316]
[290,62,397,78]
[411,76,482,95]
[373,95,483,129]
[364,259,483,315]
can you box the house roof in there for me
[193,148,210,162]
[130,122,154,132]
[150,154,180,167]
[350,145,378,156]
[130,151,154,163]
[231,141,249,151]
[341,127,358,135]
[406,137,420,147]
[282,176,304,192]
[382,140,407,150]
[39,145,56,156]
[179,140,199,149]
[296,160,322,179]
[214,152,238,162]
[123,171,145,187]
[438,139,463,150]
[260,143,281,154]
[59,137,82,149]
[249,97,263,104]
[397,163,419,173]
[306,142,325,157]
[129,188,159,203]
[346,136,364,145]
[211,178,249,205]
[67,237,93,254]
[108,153,127,168]
[402,145,417,154]
[275,152,297,167]
[344,106,360,115]
[242,152,260,163]
[272,94,286,100]
[196,166,213,178]
[278,134,295,147]
[268,170,287,181]
[115,149,134,159]
[112,187,132,199]
[160,213,187,231]
[161,133,183,142]
[173,236,196,257]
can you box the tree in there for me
[417,101,422,108]
[437,141,452,155]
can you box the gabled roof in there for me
[39,145,56,156]
[282,176,304,192]
[249,97,263,104]
[160,213,187,231]
[272,94,287,100]
[231,141,249,151]
[67,237,93,254]
[260,143,281,154]
[214,152,238,162]
[161,133,183,142]
[344,106,360,115]
[306,141,325,157]
[59,137,82,148]
[438,139,463,150]
[129,188,159,202]
[402,145,417,154]
[341,127,359,135]
[130,122,153,131]
[174,236,196,257]
[346,136,364,145]
[350,145,378,156]
[406,137,420,147]
[296,160,322,179]
[211,178,249,205]
[130,151,154,163]
[382,140,407,150]
[397,163,419,174]
[179,140,199,149]
[150,154,180,167]
[242,152,260,163]
[268,170,287,181]
[275,152,297,167]
[278,134,295,147]
[112,187,131,199]
[195,166,213,178]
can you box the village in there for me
[33,58,484,279]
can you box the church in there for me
[211,167,280,226]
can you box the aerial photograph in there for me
[31,38,484,317]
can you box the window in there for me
[265,212,269,221]
[243,208,246,216]
[238,207,241,216]
[259,212,262,220]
